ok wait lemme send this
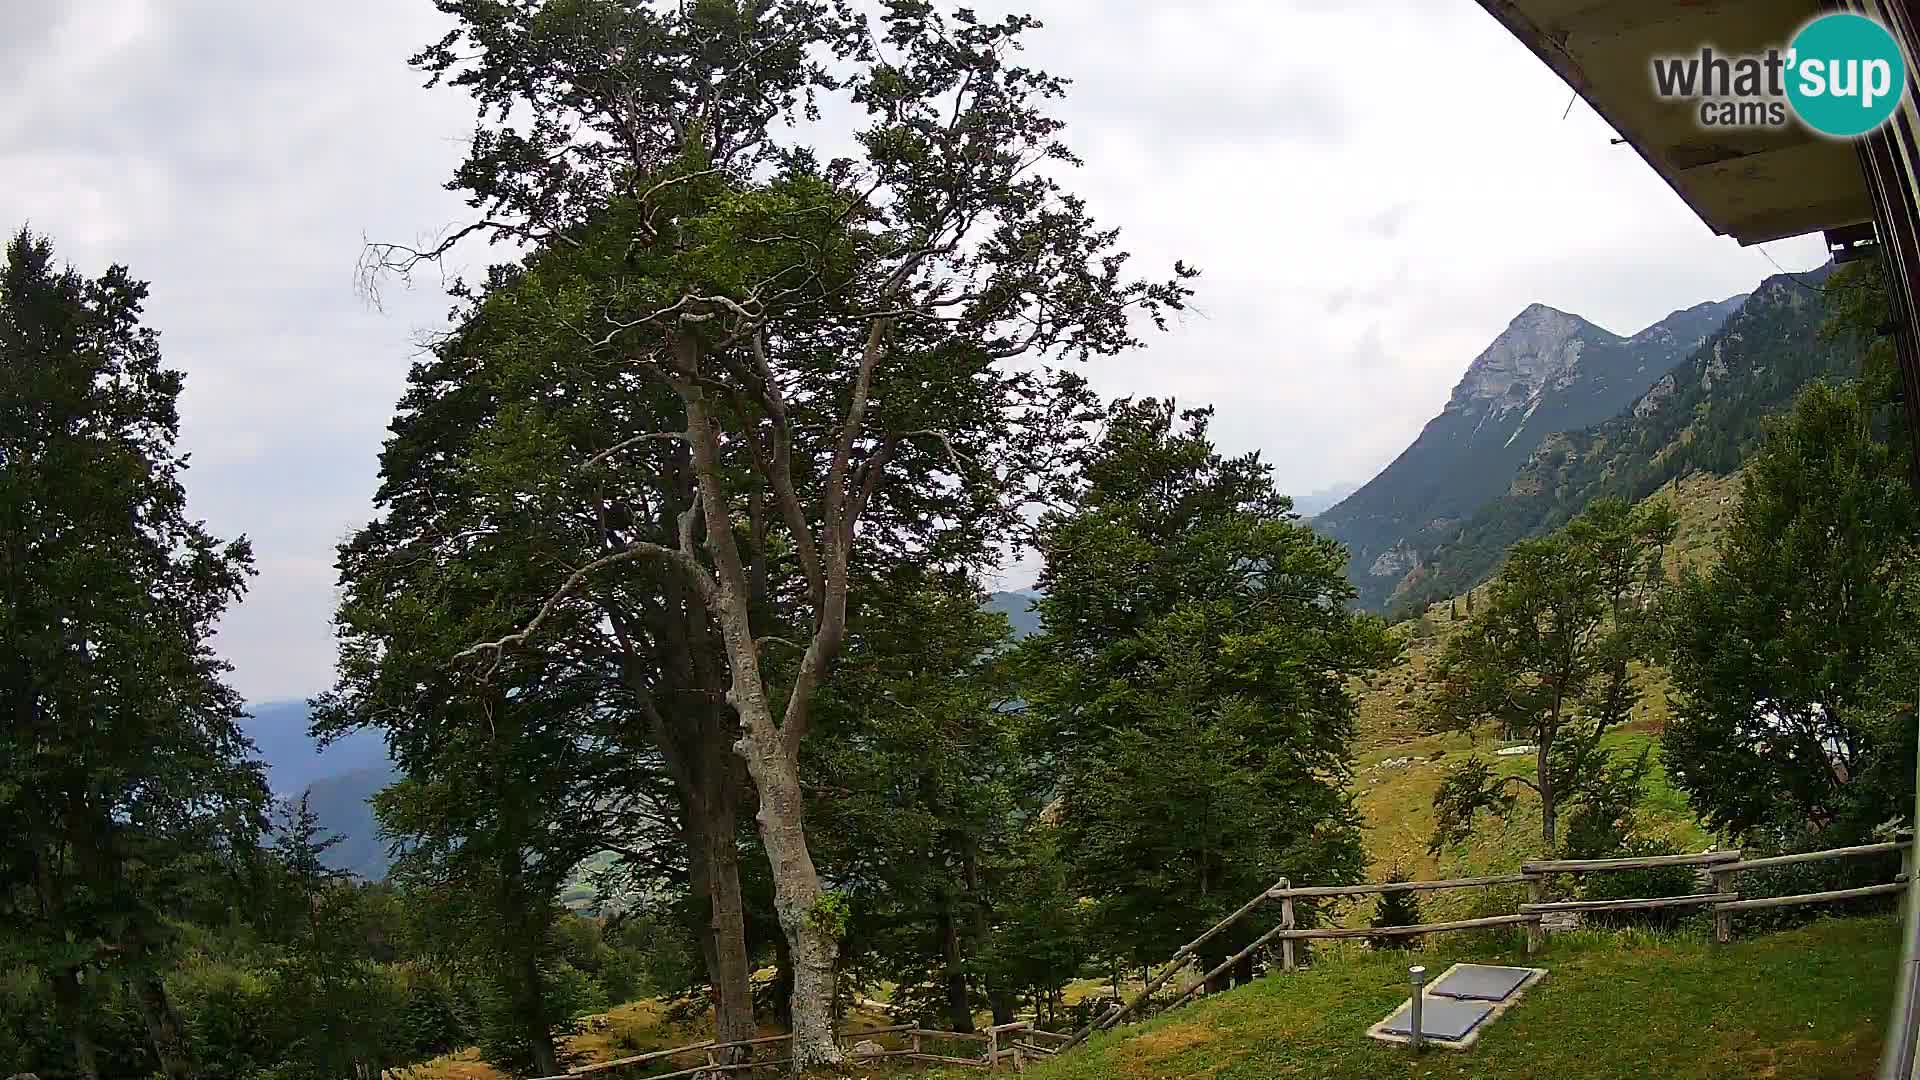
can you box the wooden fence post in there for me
[1524,871,1544,956]
[1280,879,1297,973]
[1712,866,1736,944]
[987,1026,999,1072]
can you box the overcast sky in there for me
[1,0,1828,703]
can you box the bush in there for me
[1724,824,1903,934]
[1064,994,1122,1032]
[473,961,590,1074]
[1576,838,1708,931]
[1457,883,1530,951]
[388,962,476,1060]
[0,967,67,1075]
[1367,868,1425,950]
[172,958,279,1080]
[605,912,700,1001]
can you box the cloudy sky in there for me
[1,0,1827,703]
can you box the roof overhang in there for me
[1475,0,1876,245]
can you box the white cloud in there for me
[1,0,1828,698]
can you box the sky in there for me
[0,0,1829,703]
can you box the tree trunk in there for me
[685,788,757,1053]
[128,971,193,1080]
[965,844,1013,1027]
[1232,953,1255,988]
[680,387,843,1071]
[517,943,561,1079]
[502,872,560,1079]
[618,636,758,1055]
[940,909,973,1032]
[773,932,794,1029]
[49,969,100,1080]
[1537,740,1557,849]
[742,747,841,1070]
[1202,950,1230,996]
[495,815,558,1078]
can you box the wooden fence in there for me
[1063,834,1914,1050]
[536,837,1915,1071]
[541,1019,1070,1078]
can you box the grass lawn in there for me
[944,915,1899,1080]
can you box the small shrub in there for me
[1578,838,1705,931]
[1065,994,1121,1031]
[173,958,279,1080]
[1725,824,1902,934]
[388,963,475,1060]
[1368,869,1425,950]
[1457,883,1530,951]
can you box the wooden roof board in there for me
[1475,0,1875,243]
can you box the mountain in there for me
[1316,293,1747,609]
[1389,265,1847,613]
[1290,483,1360,519]
[241,699,392,795]
[985,590,1042,638]
[300,766,395,879]
[241,700,398,878]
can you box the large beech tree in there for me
[1664,378,1917,838]
[325,295,774,1054]
[374,1,1190,1063]
[0,228,266,1080]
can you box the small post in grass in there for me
[1712,865,1736,944]
[1279,878,1297,973]
[1525,871,1545,955]
[1409,965,1427,1052]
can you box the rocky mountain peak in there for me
[1446,305,1592,418]
[1314,281,1755,613]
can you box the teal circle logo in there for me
[1787,13,1907,137]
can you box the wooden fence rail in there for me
[559,834,1917,1072]
[541,1020,1072,1078]
[1062,833,1915,1050]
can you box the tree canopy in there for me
[0,227,266,1079]
[1020,400,1389,974]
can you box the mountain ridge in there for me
[1316,291,1749,609]
[1387,263,1848,613]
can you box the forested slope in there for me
[1391,265,1856,613]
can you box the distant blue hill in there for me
[241,700,393,795]
[985,590,1041,639]
[241,700,397,878]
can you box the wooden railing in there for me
[546,837,1916,1070]
[544,1019,1067,1078]
[1064,834,1914,1050]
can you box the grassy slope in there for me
[949,916,1897,1080]
[1344,471,1740,920]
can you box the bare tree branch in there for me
[455,540,716,675]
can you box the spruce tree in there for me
[0,227,265,1080]
[1368,868,1425,950]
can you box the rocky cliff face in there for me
[1447,304,1588,431]
[1388,266,1843,613]
[1315,292,1747,611]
